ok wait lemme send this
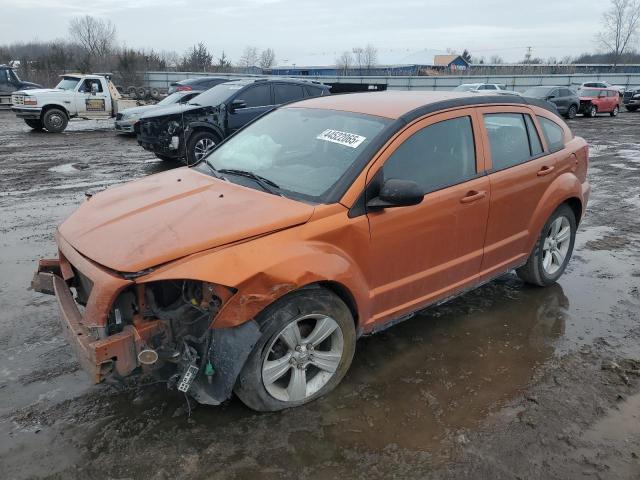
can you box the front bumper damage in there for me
[32,233,261,405]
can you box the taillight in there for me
[176,86,192,91]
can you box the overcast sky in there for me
[0,0,610,65]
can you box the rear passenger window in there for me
[484,113,534,170]
[304,86,324,98]
[538,117,565,152]
[274,84,305,104]
[383,116,476,194]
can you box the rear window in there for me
[538,117,565,152]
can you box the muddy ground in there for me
[0,110,639,480]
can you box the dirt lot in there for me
[0,110,639,480]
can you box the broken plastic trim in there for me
[121,268,156,280]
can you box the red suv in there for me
[578,87,620,117]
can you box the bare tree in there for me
[363,44,378,70]
[598,0,640,66]
[237,46,259,69]
[352,47,365,73]
[68,15,116,71]
[259,48,276,69]
[489,54,504,64]
[335,51,353,75]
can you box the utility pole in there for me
[524,46,532,63]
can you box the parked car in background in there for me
[0,64,41,108]
[33,90,589,411]
[454,83,508,92]
[579,81,624,93]
[577,88,620,117]
[115,91,203,134]
[622,87,640,111]
[167,77,231,94]
[138,78,331,163]
[522,86,580,119]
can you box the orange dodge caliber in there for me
[33,91,590,411]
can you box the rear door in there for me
[227,83,274,133]
[478,107,562,280]
[273,83,306,105]
[365,108,490,326]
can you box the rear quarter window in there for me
[538,117,565,153]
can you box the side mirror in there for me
[367,179,423,210]
[547,95,556,100]
[230,99,247,111]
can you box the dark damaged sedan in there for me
[137,78,331,164]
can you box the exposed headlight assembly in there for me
[167,120,181,135]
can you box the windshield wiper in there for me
[203,159,224,179]
[217,168,281,195]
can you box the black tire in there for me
[154,153,177,161]
[610,105,619,117]
[24,119,43,130]
[42,108,68,133]
[186,131,220,166]
[586,104,597,118]
[565,104,577,119]
[234,287,356,412]
[516,204,577,287]
[625,106,638,112]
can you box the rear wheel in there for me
[42,108,68,133]
[24,119,43,130]
[516,204,577,287]
[610,105,619,117]
[565,104,577,119]
[186,131,219,166]
[235,288,356,412]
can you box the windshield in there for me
[523,87,552,98]
[578,89,600,97]
[158,92,192,106]
[56,77,80,91]
[188,82,244,106]
[198,107,390,201]
[453,84,479,91]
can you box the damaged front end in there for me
[32,234,261,405]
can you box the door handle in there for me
[460,190,486,204]
[537,165,555,176]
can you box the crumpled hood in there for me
[59,168,315,272]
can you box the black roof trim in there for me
[398,94,559,125]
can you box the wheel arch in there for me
[40,103,70,120]
[186,122,224,144]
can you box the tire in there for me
[24,119,43,130]
[186,131,219,165]
[42,108,68,133]
[586,104,597,118]
[610,105,619,117]
[516,204,577,287]
[565,104,577,119]
[154,153,176,161]
[136,87,147,99]
[625,106,638,112]
[150,88,161,100]
[234,287,356,412]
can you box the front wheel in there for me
[42,108,68,133]
[516,204,577,287]
[186,131,219,166]
[565,105,577,119]
[586,104,597,118]
[610,105,619,117]
[24,119,43,130]
[235,288,356,412]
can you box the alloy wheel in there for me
[193,137,215,161]
[262,314,344,402]
[542,216,571,275]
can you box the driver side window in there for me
[239,84,272,108]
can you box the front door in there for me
[227,83,274,133]
[365,109,490,327]
[75,79,110,118]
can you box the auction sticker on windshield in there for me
[317,129,366,148]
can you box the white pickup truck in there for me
[11,73,137,133]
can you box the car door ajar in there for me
[477,107,562,281]
[364,109,490,327]
[227,84,274,133]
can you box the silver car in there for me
[114,91,202,134]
